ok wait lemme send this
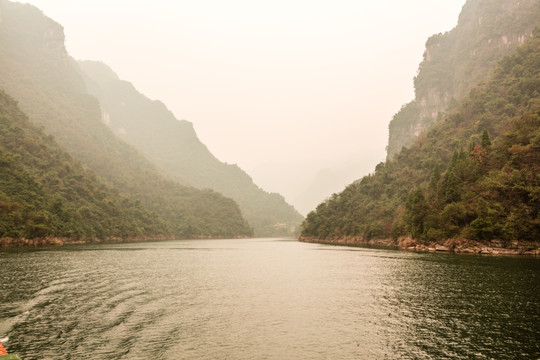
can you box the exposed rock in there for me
[299,235,540,257]
[386,0,539,159]
[435,245,450,252]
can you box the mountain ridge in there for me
[78,60,304,237]
[0,0,253,239]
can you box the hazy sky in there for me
[23,0,464,209]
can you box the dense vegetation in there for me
[301,29,540,245]
[387,0,540,158]
[79,61,303,237]
[0,0,253,240]
[0,90,168,241]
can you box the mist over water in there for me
[1,239,538,359]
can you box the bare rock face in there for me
[386,0,539,159]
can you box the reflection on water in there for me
[0,239,539,359]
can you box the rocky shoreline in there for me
[0,235,176,248]
[299,236,540,256]
[0,234,248,248]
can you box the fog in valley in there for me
[23,0,463,213]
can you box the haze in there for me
[23,0,464,214]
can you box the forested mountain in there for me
[78,61,303,237]
[301,29,540,248]
[0,0,252,239]
[0,90,169,243]
[387,0,539,159]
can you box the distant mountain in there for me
[78,61,303,237]
[291,155,379,216]
[301,24,540,246]
[248,156,376,216]
[387,0,539,159]
[0,90,168,243]
[0,0,252,239]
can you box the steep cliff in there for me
[0,0,253,238]
[301,29,540,249]
[78,61,303,237]
[387,0,539,159]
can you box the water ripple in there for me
[0,239,538,359]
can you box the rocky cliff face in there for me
[386,0,539,159]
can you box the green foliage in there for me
[0,1,253,239]
[0,90,167,239]
[405,188,429,239]
[301,30,540,244]
[481,129,492,148]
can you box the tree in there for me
[443,170,460,203]
[405,188,429,239]
[481,129,492,148]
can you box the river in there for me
[0,238,538,359]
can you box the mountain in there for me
[78,61,303,237]
[387,0,540,159]
[0,90,168,244]
[0,0,252,239]
[248,154,377,217]
[300,26,540,249]
[291,156,378,216]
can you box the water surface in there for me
[0,238,539,359]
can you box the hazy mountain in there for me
[0,0,252,239]
[301,19,540,244]
[78,61,303,237]
[249,155,376,216]
[387,0,539,159]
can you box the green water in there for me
[0,238,538,359]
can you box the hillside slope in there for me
[0,0,252,238]
[301,29,540,250]
[78,61,303,236]
[0,90,169,244]
[387,0,539,159]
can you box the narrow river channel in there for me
[1,238,538,359]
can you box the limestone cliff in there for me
[387,0,539,159]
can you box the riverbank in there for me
[298,236,540,256]
[0,234,250,248]
[0,235,176,248]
